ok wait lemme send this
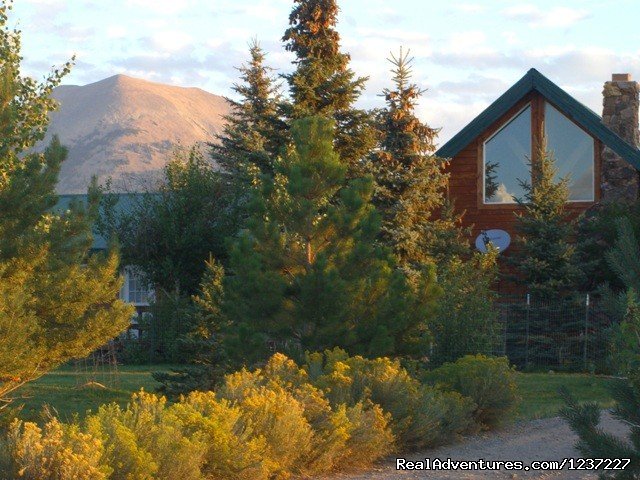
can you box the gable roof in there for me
[435,68,640,170]
[55,193,149,250]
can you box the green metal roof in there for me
[435,68,640,170]
[54,193,148,250]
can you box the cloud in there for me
[145,31,194,53]
[125,0,193,15]
[452,3,486,14]
[502,5,590,28]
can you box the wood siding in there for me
[445,91,602,294]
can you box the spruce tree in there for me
[201,116,439,367]
[371,49,499,364]
[282,0,376,174]
[0,1,133,408]
[211,39,285,179]
[370,48,466,269]
[510,139,583,298]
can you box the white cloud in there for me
[453,3,485,14]
[449,31,487,52]
[503,5,590,28]
[106,25,127,39]
[148,31,193,53]
[125,0,192,15]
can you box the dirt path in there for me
[319,413,629,480]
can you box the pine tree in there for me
[561,290,640,479]
[510,139,583,298]
[370,48,467,269]
[211,39,285,179]
[0,1,133,409]
[282,0,376,174]
[203,116,439,367]
[371,49,499,364]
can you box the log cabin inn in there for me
[436,68,640,288]
[56,68,640,313]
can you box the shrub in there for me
[5,352,489,478]
[87,391,207,480]
[7,418,111,480]
[305,348,476,449]
[173,391,269,480]
[425,354,519,429]
[217,353,394,475]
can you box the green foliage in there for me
[430,249,500,365]
[282,0,376,174]
[211,39,286,180]
[425,355,520,429]
[576,200,640,292]
[305,348,476,449]
[97,147,237,297]
[561,237,640,478]
[208,116,438,366]
[0,1,133,410]
[510,140,583,297]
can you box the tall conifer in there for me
[211,39,285,179]
[203,116,439,366]
[510,140,583,298]
[282,0,376,174]
[371,49,465,269]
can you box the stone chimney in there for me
[601,73,640,202]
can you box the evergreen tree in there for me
[282,0,376,174]
[561,290,640,479]
[0,1,133,409]
[510,139,583,298]
[371,49,499,364]
[211,39,285,179]
[200,116,439,367]
[370,48,466,269]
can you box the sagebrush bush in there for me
[7,418,111,480]
[5,353,396,479]
[305,348,476,449]
[4,352,509,478]
[425,354,519,429]
[217,353,394,475]
[87,391,208,480]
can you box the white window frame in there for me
[119,266,154,306]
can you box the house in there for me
[55,193,154,333]
[436,69,640,290]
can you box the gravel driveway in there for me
[317,412,629,480]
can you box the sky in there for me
[11,0,640,145]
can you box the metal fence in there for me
[493,294,615,372]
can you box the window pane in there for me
[484,105,532,203]
[122,267,151,305]
[544,103,594,201]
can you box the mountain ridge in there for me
[41,74,232,193]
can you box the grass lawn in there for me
[516,372,617,420]
[12,366,617,424]
[14,364,177,423]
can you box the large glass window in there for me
[482,101,596,204]
[544,103,595,201]
[483,105,532,204]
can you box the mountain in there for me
[41,74,232,193]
